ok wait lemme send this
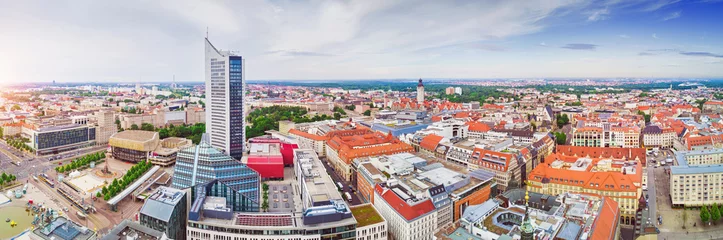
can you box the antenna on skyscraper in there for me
[206,27,209,39]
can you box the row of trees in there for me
[97,160,153,201]
[261,183,269,212]
[56,152,106,173]
[700,203,723,224]
[157,123,205,144]
[0,172,18,190]
[5,136,33,153]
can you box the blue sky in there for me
[1,0,722,83]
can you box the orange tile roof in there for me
[327,130,413,163]
[465,121,491,132]
[529,154,642,192]
[470,148,513,172]
[420,134,443,152]
[686,135,723,150]
[288,129,329,141]
[555,145,646,165]
[590,196,620,240]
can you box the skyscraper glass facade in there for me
[205,38,245,160]
[228,56,244,159]
[172,135,260,205]
[32,125,96,155]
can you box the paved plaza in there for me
[67,174,106,195]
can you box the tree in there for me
[555,114,569,128]
[363,109,371,116]
[345,105,356,111]
[130,124,139,130]
[141,123,155,131]
[96,192,102,198]
[554,132,567,145]
[261,199,269,212]
[1,173,7,183]
[262,183,269,192]
[11,104,21,111]
[713,204,721,223]
[696,99,707,110]
[702,205,711,223]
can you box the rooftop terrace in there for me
[350,204,385,227]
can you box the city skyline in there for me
[1,0,723,83]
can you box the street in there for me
[318,156,364,205]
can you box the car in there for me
[642,184,648,191]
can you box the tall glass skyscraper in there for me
[171,134,260,205]
[205,38,245,159]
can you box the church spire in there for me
[520,190,535,240]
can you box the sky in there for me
[1,0,723,83]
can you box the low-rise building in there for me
[642,125,675,149]
[102,219,169,240]
[527,147,643,225]
[109,130,159,163]
[436,190,620,240]
[32,216,97,240]
[350,204,388,240]
[139,186,188,240]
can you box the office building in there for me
[185,149,360,240]
[205,37,245,159]
[171,134,260,208]
[24,124,96,155]
[94,110,117,145]
[245,136,298,179]
[139,186,188,240]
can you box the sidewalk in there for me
[659,229,723,240]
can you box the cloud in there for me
[662,11,681,21]
[539,42,547,47]
[638,52,656,56]
[679,51,723,58]
[652,33,660,39]
[642,0,681,11]
[468,43,506,52]
[648,48,679,52]
[619,34,630,38]
[265,50,334,57]
[1,0,597,81]
[587,8,610,21]
[561,43,598,50]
